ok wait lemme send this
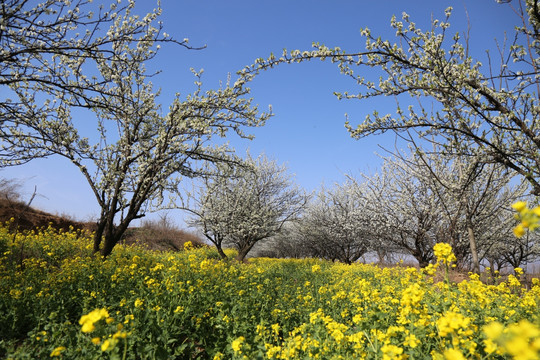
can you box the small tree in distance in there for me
[297,182,372,264]
[187,154,308,261]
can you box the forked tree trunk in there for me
[216,246,228,260]
[93,210,140,258]
[204,233,228,260]
[93,220,106,254]
[467,221,481,274]
[100,232,124,258]
[236,240,257,262]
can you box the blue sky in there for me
[5,0,518,225]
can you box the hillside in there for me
[0,197,204,250]
[0,198,91,232]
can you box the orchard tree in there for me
[360,156,443,267]
[240,0,540,194]
[357,146,528,270]
[0,0,270,257]
[407,146,528,272]
[187,154,307,261]
[0,0,191,163]
[483,210,540,272]
[248,224,310,259]
[298,182,372,264]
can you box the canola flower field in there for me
[0,225,539,359]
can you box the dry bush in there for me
[122,213,205,251]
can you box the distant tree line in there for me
[250,148,540,272]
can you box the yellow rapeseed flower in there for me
[514,224,526,238]
[381,344,404,360]
[101,339,111,351]
[79,308,109,333]
[512,201,528,213]
[437,311,470,337]
[50,346,66,357]
[231,336,245,353]
[443,348,466,360]
[433,243,456,265]
[404,333,420,348]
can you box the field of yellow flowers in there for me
[0,225,539,359]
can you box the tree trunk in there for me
[417,258,430,268]
[93,209,139,258]
[236,240,256,262]
[93,218,107,254]
[467,221,481,274]
[216,245,228,260]
[205,233,228,260]
[101,215,136,257]
[100,232,123,258]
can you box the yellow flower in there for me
[508,275,522,288]
[443,348,466,360]
[509,320,540,341]
[80,322,95,333]
[512,201,528,213]
[483,321,504,340]
[79,308,110,333]
[91,337,101,344]
[433,243,456,265]
[514,224,526,238]
[101,339,111,351]
[423,263,438,276]
[50,346,66,357]
[381,344,404,360]
[113,331,127,339]
[134,298,143,307]
[437,311,470,337]
[483,338,498,354]
[404,333,420,348]
[271,323,280,336]
[267,346,282,358]
[231,336,245,353]
[505,337,537,360]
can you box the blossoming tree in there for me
[0,0,270,257]
[187,154,308,261]
[296,181,373,264]
[361,148,531,270]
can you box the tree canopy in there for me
[187,154,307,261]
[240,0,540,194]
[0,0,270,256]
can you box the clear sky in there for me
[5,0,518,226]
